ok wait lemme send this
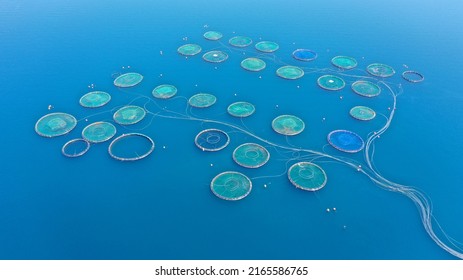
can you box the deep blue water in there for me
[1,0,462,259]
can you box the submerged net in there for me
[152,84,178,99]
[202,50,229,63]
[351,80,381,97]
[272,115,305,136]
[317,75,346,91]
[203,31,223,40]
[188,93,217,108]
[108,133,155,161]
[227,101,256,117]
[288,162,327,191]
[349,106,376,121]
[210,171,252,201]
[232,143,270,168]
[327,129,365,153]
[62,138,90,158]
[113,73,143,88]
[195,128,230,152]
[292,49,317,61]
[276,66,304,80]
[35,112,77,138]
[240,57,266,72]
[331,56,358,69]
[82,121,117,143]
[79,91,111,108]
[113,105,146,125]
[229,36,252,47]
[255,41,279,53]
[177,44,202,56]
[402,70,424,83]
[366,63,395,78]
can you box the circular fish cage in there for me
[331,56,358,70]
[195,128,230,152]
[272,115,305,136]
[35,112,77,138]
[61,138,90,158]
[210,171,252,201]
[288,162,327,191]
[108,133,155,161]
[232,143,270,168]
[113,72,143,88]
[317,75,346,91]
[327,129,365,153]
[79,91,111,108]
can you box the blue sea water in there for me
[1,0,462,259]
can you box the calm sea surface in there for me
[0,0,462,259]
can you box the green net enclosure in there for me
[188,93,217,108]
[229,36,252,47]
[79,91,111,108]
[202,51,229,63]
[203,31,223,40]
[82,121,117,143]
[113,73,143,87]
[255,41,279,53]
[317,75,345,91]
[240,58,266,72]
[331,56,358,69]
[113,105,146,125]
[232,143,270,168]
[351,80,381,97]
[177,44,202,56]
[152,84,178,99]
[349,106,376,121]
[210,171,252,201]
[35,112,77,138]
[288,162,327,191]
[272,115,305,136]
[366,63,395,78]
[227,101,256,117]
[276,66,304,80]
